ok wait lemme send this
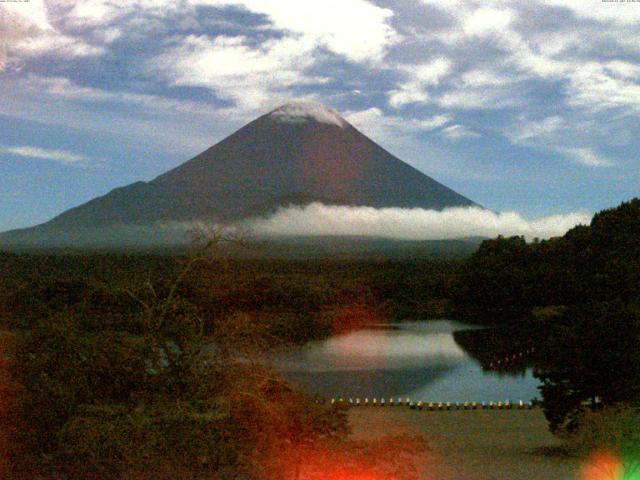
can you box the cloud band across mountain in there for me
[246,203,592,241]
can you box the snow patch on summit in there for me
[269,101,347,128]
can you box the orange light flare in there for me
[285,454,397,480]
[581,450,624,480]
[326,304,384,335]
[278,432,433,480]
[309,469,390,480]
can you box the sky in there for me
[0,0,639,233]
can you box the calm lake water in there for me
[272,321,540,403]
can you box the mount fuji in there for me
[0,101,476,248]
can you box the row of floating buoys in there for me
[489,347,537,369]
[335,397,414,407]
[330,398,537,410]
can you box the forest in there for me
[456,198,640,473]
[0,198,639,478]
[0,240,439,478]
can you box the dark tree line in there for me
[455,199,640,325]
[0,253,462,346]
[454,198,640,435]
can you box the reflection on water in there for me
[272,321,540,403]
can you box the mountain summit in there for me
[268,100,348,128]
[0,100,476,247]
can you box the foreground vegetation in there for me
[0,238,433,479]
[1,198,640,477]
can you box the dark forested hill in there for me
[454,198,640,323]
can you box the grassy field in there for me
[349,408,581,480]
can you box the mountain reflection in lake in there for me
[272,321,540,403]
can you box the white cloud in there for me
[246,203,592,241]
[149,34,322,111]
[561,147,614,168]
[460,69,516,88]
[437,86,522,110]
[214,0,397,64]
[0,75,230,159]
[1,145,87,165]
[345,107,452,146]
[1,0,637,182]
[63,0,397,63]
[508,116,566,145]
[346,107,451,131]
[567,62,640,113]
[441,124,480,140]
[420,0,640,27]
[605,60,640,80]
[506,116,615,168]
[416,0,639,106]
[408,2,596,112]
[3,0,397,111]
[387,88,430,109]
[18,75,219,117]
[93,27,122,44]
[539,0,640,26]
[64,0,124,26]
[0,0,103,69]
[388,58,452,108]
[463,7,514,37]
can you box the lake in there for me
[272,321,540,403]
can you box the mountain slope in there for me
[0,101,476,247]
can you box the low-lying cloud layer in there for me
[246,203,592,241]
